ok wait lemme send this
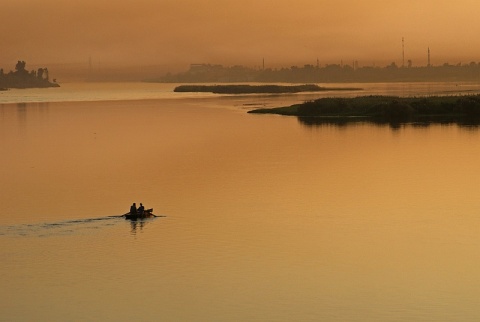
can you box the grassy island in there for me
[248,95,480,124]
[174,84,361,94]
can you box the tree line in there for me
[0,61,59,89]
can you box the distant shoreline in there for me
[1,61,60,90]
[154,62,480,83]
[248,94,480,124]
[0,83,60,90]
[174,84,362,94]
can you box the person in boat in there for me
[138,203,145,216]
[130,203,137,215]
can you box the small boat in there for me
[124,208,156,220]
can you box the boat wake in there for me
[0,216,123,238]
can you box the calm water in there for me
[2,82,480,321]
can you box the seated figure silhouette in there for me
[130,203,137,215]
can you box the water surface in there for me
[2,82,480,321]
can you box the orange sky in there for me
[2,0,480,73]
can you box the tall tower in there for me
[427,47,431,67]
[402,37,405,68]
[88,56,93,77]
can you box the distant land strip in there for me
[173,84,362,94]
[248,94,480,123]
[151,62,480,83]
[1,61,59,89]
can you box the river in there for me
[1,82,480,321]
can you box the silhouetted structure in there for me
[428,48,431,67]
[150,61,480,83]
[0,61,59,89]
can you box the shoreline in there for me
[174,84,362,94]
[248,94,480,124]
[0,82,60,90]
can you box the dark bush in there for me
[455,96,480,116]
[368,100,414,120]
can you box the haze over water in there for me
[4,0,480,320]
[2,82,480,321]
[4,0,480,79]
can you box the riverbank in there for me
[0,61,60,89]
[248,95,480,123]
[0,82,60,89]
[174,84,362,94]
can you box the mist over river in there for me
[2,82,480,321]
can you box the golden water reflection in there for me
[2,97,480,321]
[297,115,480,129]
[128,218,156,236]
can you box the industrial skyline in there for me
[3,0,480,73]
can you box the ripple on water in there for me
[0,216,125,237]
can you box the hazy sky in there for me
[2,0,480,71]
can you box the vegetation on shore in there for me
[248,95,480,123]
[174,84,361,94]
[0,61,59,89]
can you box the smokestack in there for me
[427,47,431,67]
